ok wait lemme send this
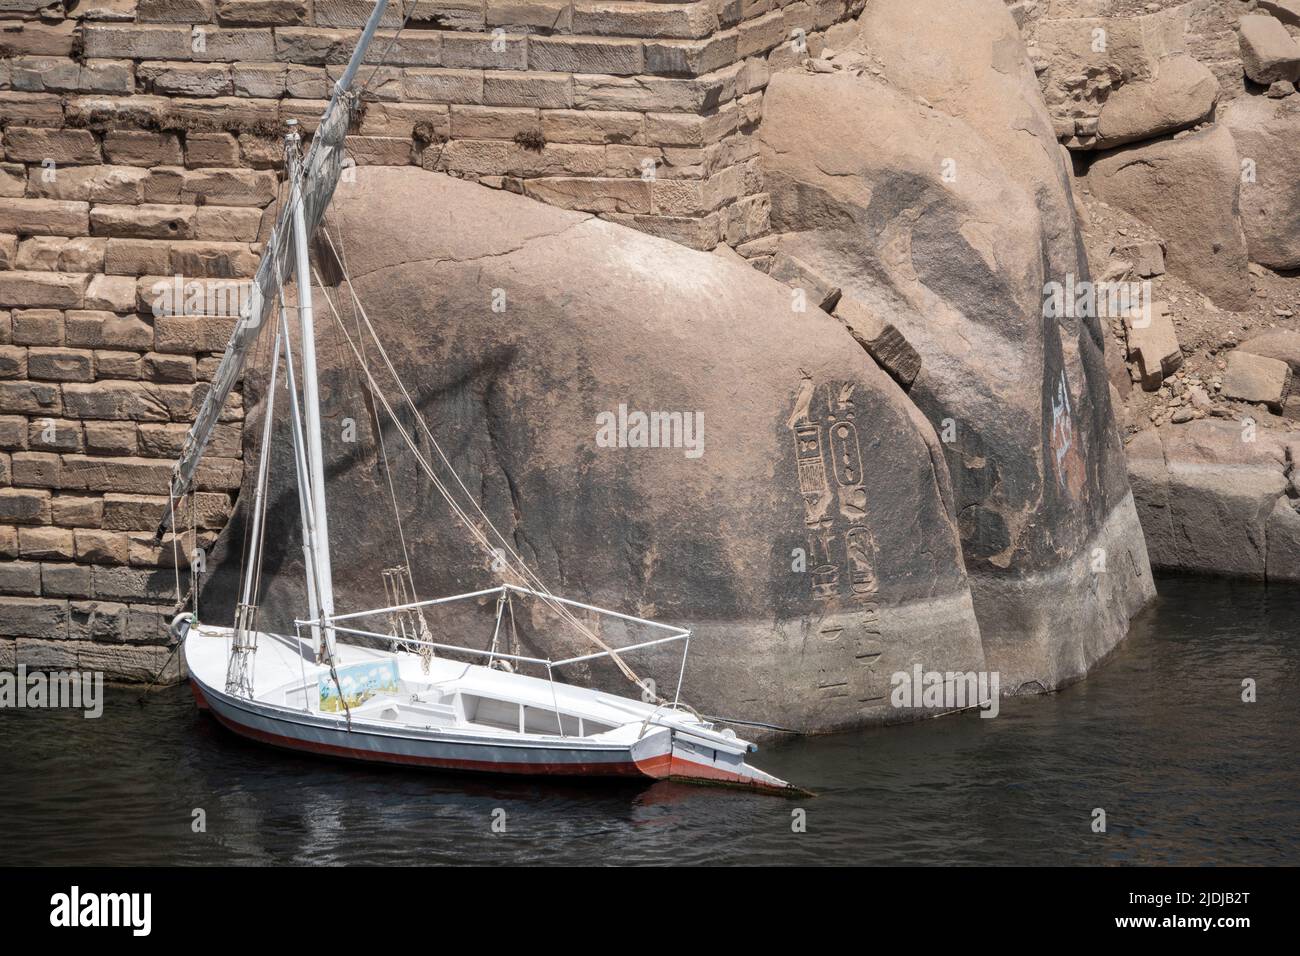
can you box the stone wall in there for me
[0,0,865,677]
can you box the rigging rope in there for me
[309,253,652,695]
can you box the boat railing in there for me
[293,584,694,734]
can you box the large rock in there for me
[757,0,1155,695]
[1238,14,1300,86]
[199,167,988,733]
[1031,7,1219,149]
[1259,1,1300,28]
[1238,328,1300,373]
[1224,93,1300,270]
[1221,350,1292,412]
[1126,421,1299,581]
[1088,124,1252,311]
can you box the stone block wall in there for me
[0,0,863,676]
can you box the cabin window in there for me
[523,706,581,736]
[462,695,520,732]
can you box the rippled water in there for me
[2,576,1297,866]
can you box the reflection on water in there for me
[2,576,1297,865]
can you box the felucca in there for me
[164,0,796,794]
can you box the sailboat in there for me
[163,0,795,794]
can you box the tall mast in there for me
[286,121,337,663]
[157,1,391,644]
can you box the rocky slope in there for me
[1012,0,1300,581]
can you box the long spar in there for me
[155,0,392,541]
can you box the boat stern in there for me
[632,725,802,795]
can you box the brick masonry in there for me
[0,0,864,676]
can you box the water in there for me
[2,575,1297,866]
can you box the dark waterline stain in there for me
[2,575,1297,865]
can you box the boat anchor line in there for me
[161,0,800,794]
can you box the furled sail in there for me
[158,0,390,535]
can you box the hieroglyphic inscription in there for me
[788,377,882,608]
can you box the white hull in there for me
[184,623,795,792]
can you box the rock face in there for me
[1127,421,1300,583]
[1224,93,1300,270]
[1032,6,1219,150]
[1088,124,1252,311]
[201,167,988,733]
[755,0,1155,695]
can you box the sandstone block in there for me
[93,564,179,604]
[138,0,215,21]
[644,34,738,77]
[215,0,308,26]
[541,109,642,145]
[82,24,194,60]
[482,71,574,109]
[401,67,485,104]
[831,294,922,389]
[1239,15,1300,86]
[18,526,74,561]
[74,528,130,565]
[0,381,61,416]
[65,311,154,350]
[28,417,83,453]
[0,596,68,639]
[40,562,92,599]
[90,203,197,240]
[84,421,139,456]
[441,32,527,71]
[95,350,144,380]
[769,250,840,311]
[1221,350,1292,411]
[0,560,41,597]
[27,348,93,383]
[193,205,262,242]
[0,346,26,379]
[191,28,278,63]
[85,274,137,312]
[522,176,651,214]
[138,62,234,98]
[51,496,103,528]
[528,35,644,75]
[104,239,174,277]
[1116,240,1166,279]
[0,271,88,309]
[1124,301,1183,391]
[180,168,278,206]
[449,105,540,140]
[0,198,91,238]
[0,92,64,128]
[0,488,51,525]
[104,131,185,168]
[572,2,717,40]
[69,600,129,642]
[10,310,64,346]
[0,20,76,57]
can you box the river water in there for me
[2,576,1297,866]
